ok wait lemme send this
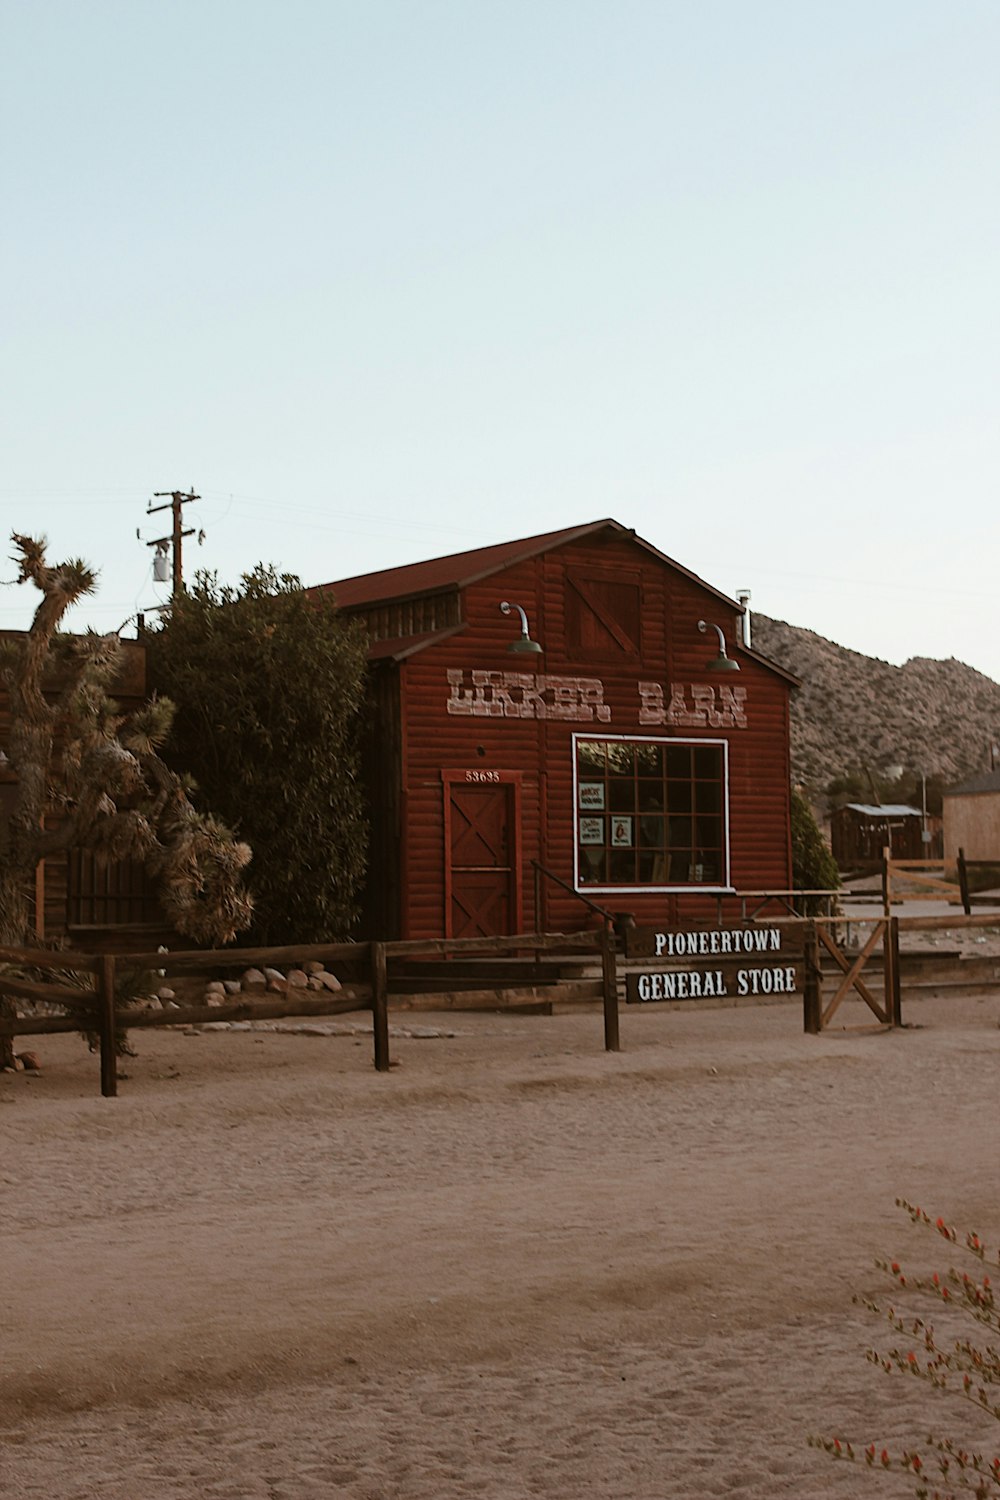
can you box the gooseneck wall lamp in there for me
[698,619,740,672]
[500,601,543,655]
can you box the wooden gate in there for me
[803,917,901,1032]
[443,773,522,938]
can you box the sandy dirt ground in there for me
[3,979,1000,1499]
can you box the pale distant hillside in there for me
[751,615,1000,793]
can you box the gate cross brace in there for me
[817,921,888,1027]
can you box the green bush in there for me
[147,566,369,945]
[791,786,840,912]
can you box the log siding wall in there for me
[365,533,793,939]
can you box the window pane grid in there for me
[576,738,725,887]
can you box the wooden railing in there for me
[722,888,840,920]
[882,846,1000,916]
[881,847,961,913]
[531,859,619,931]
[7,908,1000,1094]
[0,928,621,1097]
[0,939,388,1097]
[956,850,1000,914]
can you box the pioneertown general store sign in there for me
[624,925,803,1003]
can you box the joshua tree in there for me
[0,534,253,1063]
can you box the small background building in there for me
[829,802,939,866]
[943,769,1000,863]
[317,519,798,940]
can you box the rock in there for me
[312,970,342,992]
[205,980,226,996]
[307,976,324,991]
[304,961,325,975]
[241,968,266,990]
[17,1052,41,1071]
[12,1055,25,1071]
[205,992,226,1007]
[263,967,286,985]
[157,986,175,1002]
[223,979,242,995]
[286,969,309,988]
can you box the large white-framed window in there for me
[573,734,731,892]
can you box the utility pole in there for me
[146,489,199,596]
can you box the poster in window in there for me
[579,816,604,845]
[611,816,633,847]
[578,781,605,810]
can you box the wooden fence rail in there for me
[881,849,961,912]
[880,847,1000,916]
[0,929,617,1097]
[4,911,997,1093]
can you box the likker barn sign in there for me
[446,670,749,729]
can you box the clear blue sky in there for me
[3,1,998,679]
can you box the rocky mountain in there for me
[751,615,1000,794]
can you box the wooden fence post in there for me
[880,918,894,1030]
[958,847,971,916]
[98,953,118,1098]
[370,941,390,1072]
[888,915,902,1027]
[881,846,891,918]
[600,923,620,1053]
[802,920,822,1033]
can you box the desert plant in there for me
[0,534,253,1065]
[810,1199,1000,1497]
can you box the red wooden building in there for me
[317,520,797,940]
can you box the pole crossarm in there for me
[145,490,200,596]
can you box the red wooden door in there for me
[446,780,520,938]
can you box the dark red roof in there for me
[366,625,466,661]
[312,518,741,611]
